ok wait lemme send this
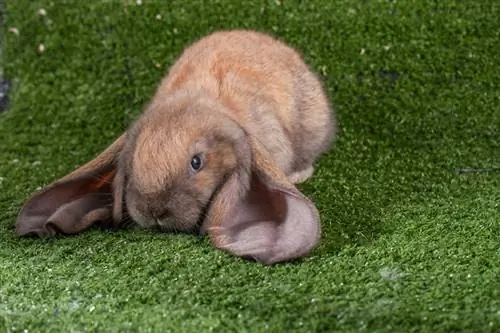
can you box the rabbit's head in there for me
[117,94,249,233]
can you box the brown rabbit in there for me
[16,30,336,265]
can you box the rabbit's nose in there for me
[150,208,171,220]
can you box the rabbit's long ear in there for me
[16,134,126,238]
[205,138,321,265]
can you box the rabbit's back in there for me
[156,30,335,176]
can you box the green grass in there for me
[1,0,499,332]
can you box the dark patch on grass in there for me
[0,78,10,112]
[378,69,401,83]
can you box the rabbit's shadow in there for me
[300,183,385,256]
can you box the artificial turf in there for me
[1,0,499,332]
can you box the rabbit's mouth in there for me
[156,215,198,233]
[129,207,201,234]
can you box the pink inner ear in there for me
[225,177,285,231]
[45,192,112,235]
[16,172,115,237]
[209,172,321,265]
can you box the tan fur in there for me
[119,29,334,235]
[16,29,336,264]
[144,30,335,177]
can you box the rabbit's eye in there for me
[190,154,203,172]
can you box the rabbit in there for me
[15,29,336,265]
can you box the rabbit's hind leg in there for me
[288,166,314,184]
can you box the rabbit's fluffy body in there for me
[16,30,336,265]
[122,30,335,231]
